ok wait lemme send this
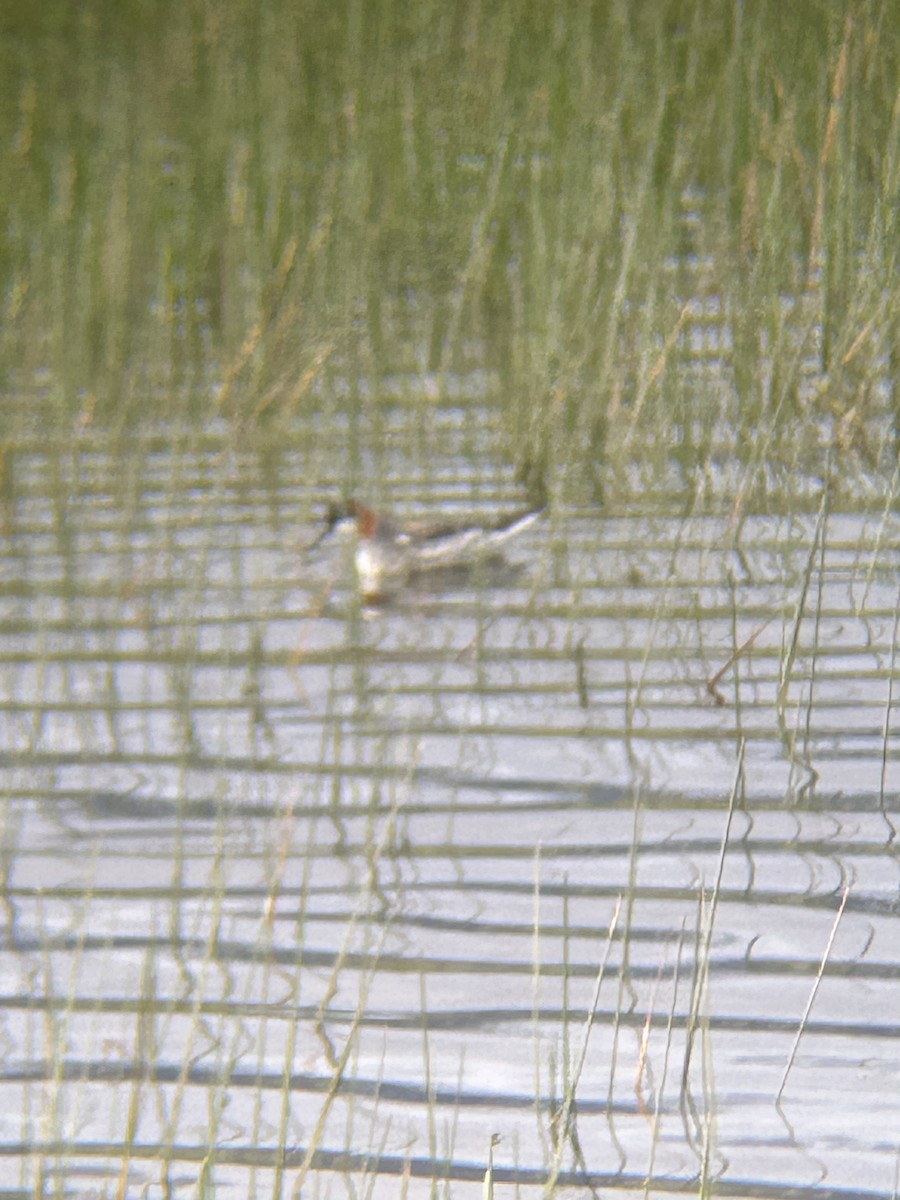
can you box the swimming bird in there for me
[315,498,543,600]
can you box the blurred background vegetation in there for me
[1,0,898,508]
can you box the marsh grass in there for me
[543,894,620,1198]
[776,882,850,1113]
[2,2,898,511]
[3,2,900,1197]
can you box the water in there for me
[1,423,899,1198]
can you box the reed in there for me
[2,2,896,508]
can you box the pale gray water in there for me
[1,424,898,1199]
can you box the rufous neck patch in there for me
[353,502,379,539]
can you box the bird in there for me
[313,497,543,600]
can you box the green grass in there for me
[2,0,898,509]
[1,17,897,1187]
